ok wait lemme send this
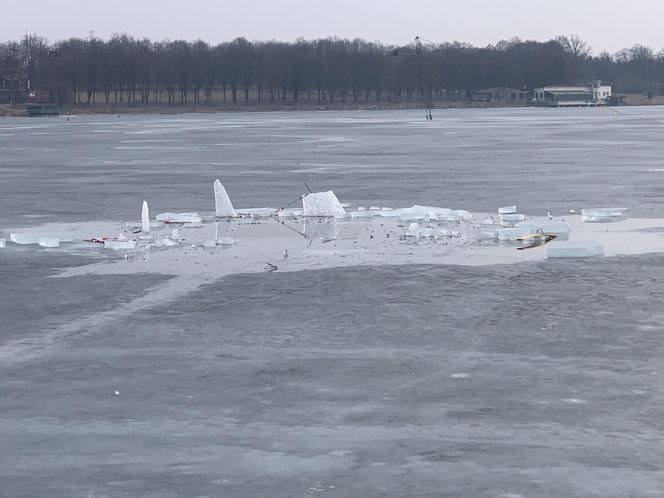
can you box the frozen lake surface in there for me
[2,106,664,228]
[2,108,664,497]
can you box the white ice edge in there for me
[2,212,664,365]
[4,209,664,281]
[1,212,655,276]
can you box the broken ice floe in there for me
[546,241,604,258]
[581,208,628,223]
[4,178,659,267]
[0,238,6,248]
[214,179,237,217]
[302,191,346,217]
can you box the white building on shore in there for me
[532,81,612,107]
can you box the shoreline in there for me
[2,95,663,117]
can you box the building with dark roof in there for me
[471,87,530,102]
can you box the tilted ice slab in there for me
[302,191,346,217]
[141,201,150,233]
[213,179,236,218]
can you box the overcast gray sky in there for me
[2,0,661,54]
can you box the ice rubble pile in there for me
[480,205,572,242]
[405,223,462,239]
[350,205,471,222]
[2,178,633,261]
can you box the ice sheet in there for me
[546,241,604,258]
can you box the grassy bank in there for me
[2,95,663,117]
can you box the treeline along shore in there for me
[1,34,663,113]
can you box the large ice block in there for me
[104,240,137,250]
[214,179,236,217]
[302,191,346,217]
[38,237,60,248]
[9,233,41,245]
[498,205,517,214]
[581,208,627,223]
[546,241,604,258]
[142,200,150,233]
[0,238,6,248]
